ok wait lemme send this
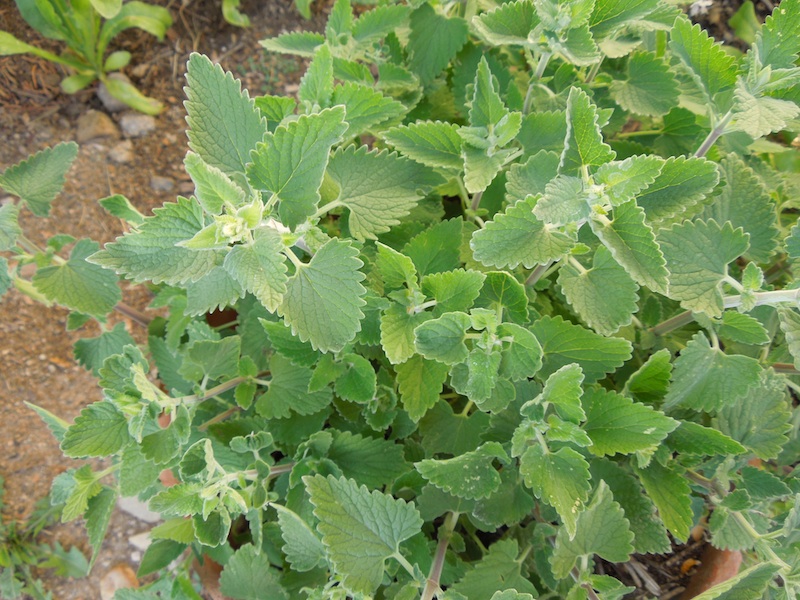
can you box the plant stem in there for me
[113,302,152,327]
[526,261,553,287]
[470,191,484,212]
[584,58,603,85]
[615,129,662,139]
[772,363,800,376]
[523,52,552,114]
[650,311,696,336]
[421,512,460,600]
[694,110,734,158]
[535,52,552,80]
[198,406,241,431]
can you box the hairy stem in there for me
[525,261,553,287]
[771,363,800,376]
[421,512,460,600]
[470,191,484,212]
[694,110,734,158]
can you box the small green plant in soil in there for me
[3,0,800,598]
[0,476,89,600]
[0,0,172,114]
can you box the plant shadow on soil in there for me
[0,0,778,597]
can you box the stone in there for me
[150,175,175,192]
[117,496,162,523]
[76,110,120,143]
[97,74,131,113]
[108,140,134,164]
[119,112,157,138]
[100,564,138,600]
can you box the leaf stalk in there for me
[421,511,460,600]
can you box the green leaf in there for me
[184,152,246,214]
[636,156,719,225]
[334,353,376,403]
[740,465,791,500]
[224,228,288,312]
[138,539,188,577]
[755,0,800,68]
[471,0,539,47]
[718,311,770,345]
[403,218,463,277]
[779,309,800,370]
[610,52,679,117]
[305,475,423,595]
[256,354,332,419]
[689,563,779,600]
[61,401,131,458]
[531,315,633,383]
[380,302,430,365]
[730,79,800,139]
[324,146,443,241]
[451,539,538,600]
[419,400,490,456]
[85,487,117,569]
[594,155,665,206]
[582,387,678,456]
[247,106,347,230]
[328,430,408,488]
[89,197,223,285]
[397,354,450,422]
[262,319,320,367]
[421,269,485,314]
[668,17,737,106]
[534,363,585,423]
[274,504,327,572]
[659,220,749,317]
[98,194,144,226]
[74,322,136,375]
[534,175,591,226]
[119,444,161,497]
[664,332,762,412]
[472,468,536,529]
[0,202,21,250]
[699,154,778,263]
[149,483,204,517]
[475,271,530,324]
[179,335,241,381]
[517,111,567,156]
[376,242,418,292]
[407,3,468,85]
[185,265,244,315]
[0,141,78,216]
[193,510,231,547]
[559,87,615,176]
[550,482,634,578]
[715,369,791,460]
[591,199,668,294]
[558,246,639,336]
[666,422,746,456]
[457,348,505,403]
[416,442,509,500]
[278,238,366,353]
[499,323,543,381]
[298,44,333,108]
[25,402,69,443]
[520,445,591,537]
[261,29,324,55]
[590,459,670,554]
[382,121,463,171]
[589,0,660,39]
[471,196,575,269]
[623,349,673,404]
[331,83,407,138]
[636,460,693,541]
[33,238,121,317]
[254,95,296,124]
[351,5,411,43]
[185,54,265,182]
[219,544,289,600]
[505,150,561,204]
[414,311,472,365]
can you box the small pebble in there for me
[76,110,120,143]
[108,140,134,164]
[119,113,157,138]
[150,176,175,192]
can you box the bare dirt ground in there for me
[0,0,781,598]
[0,0,322,596]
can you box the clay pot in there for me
[681,546,742,599]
